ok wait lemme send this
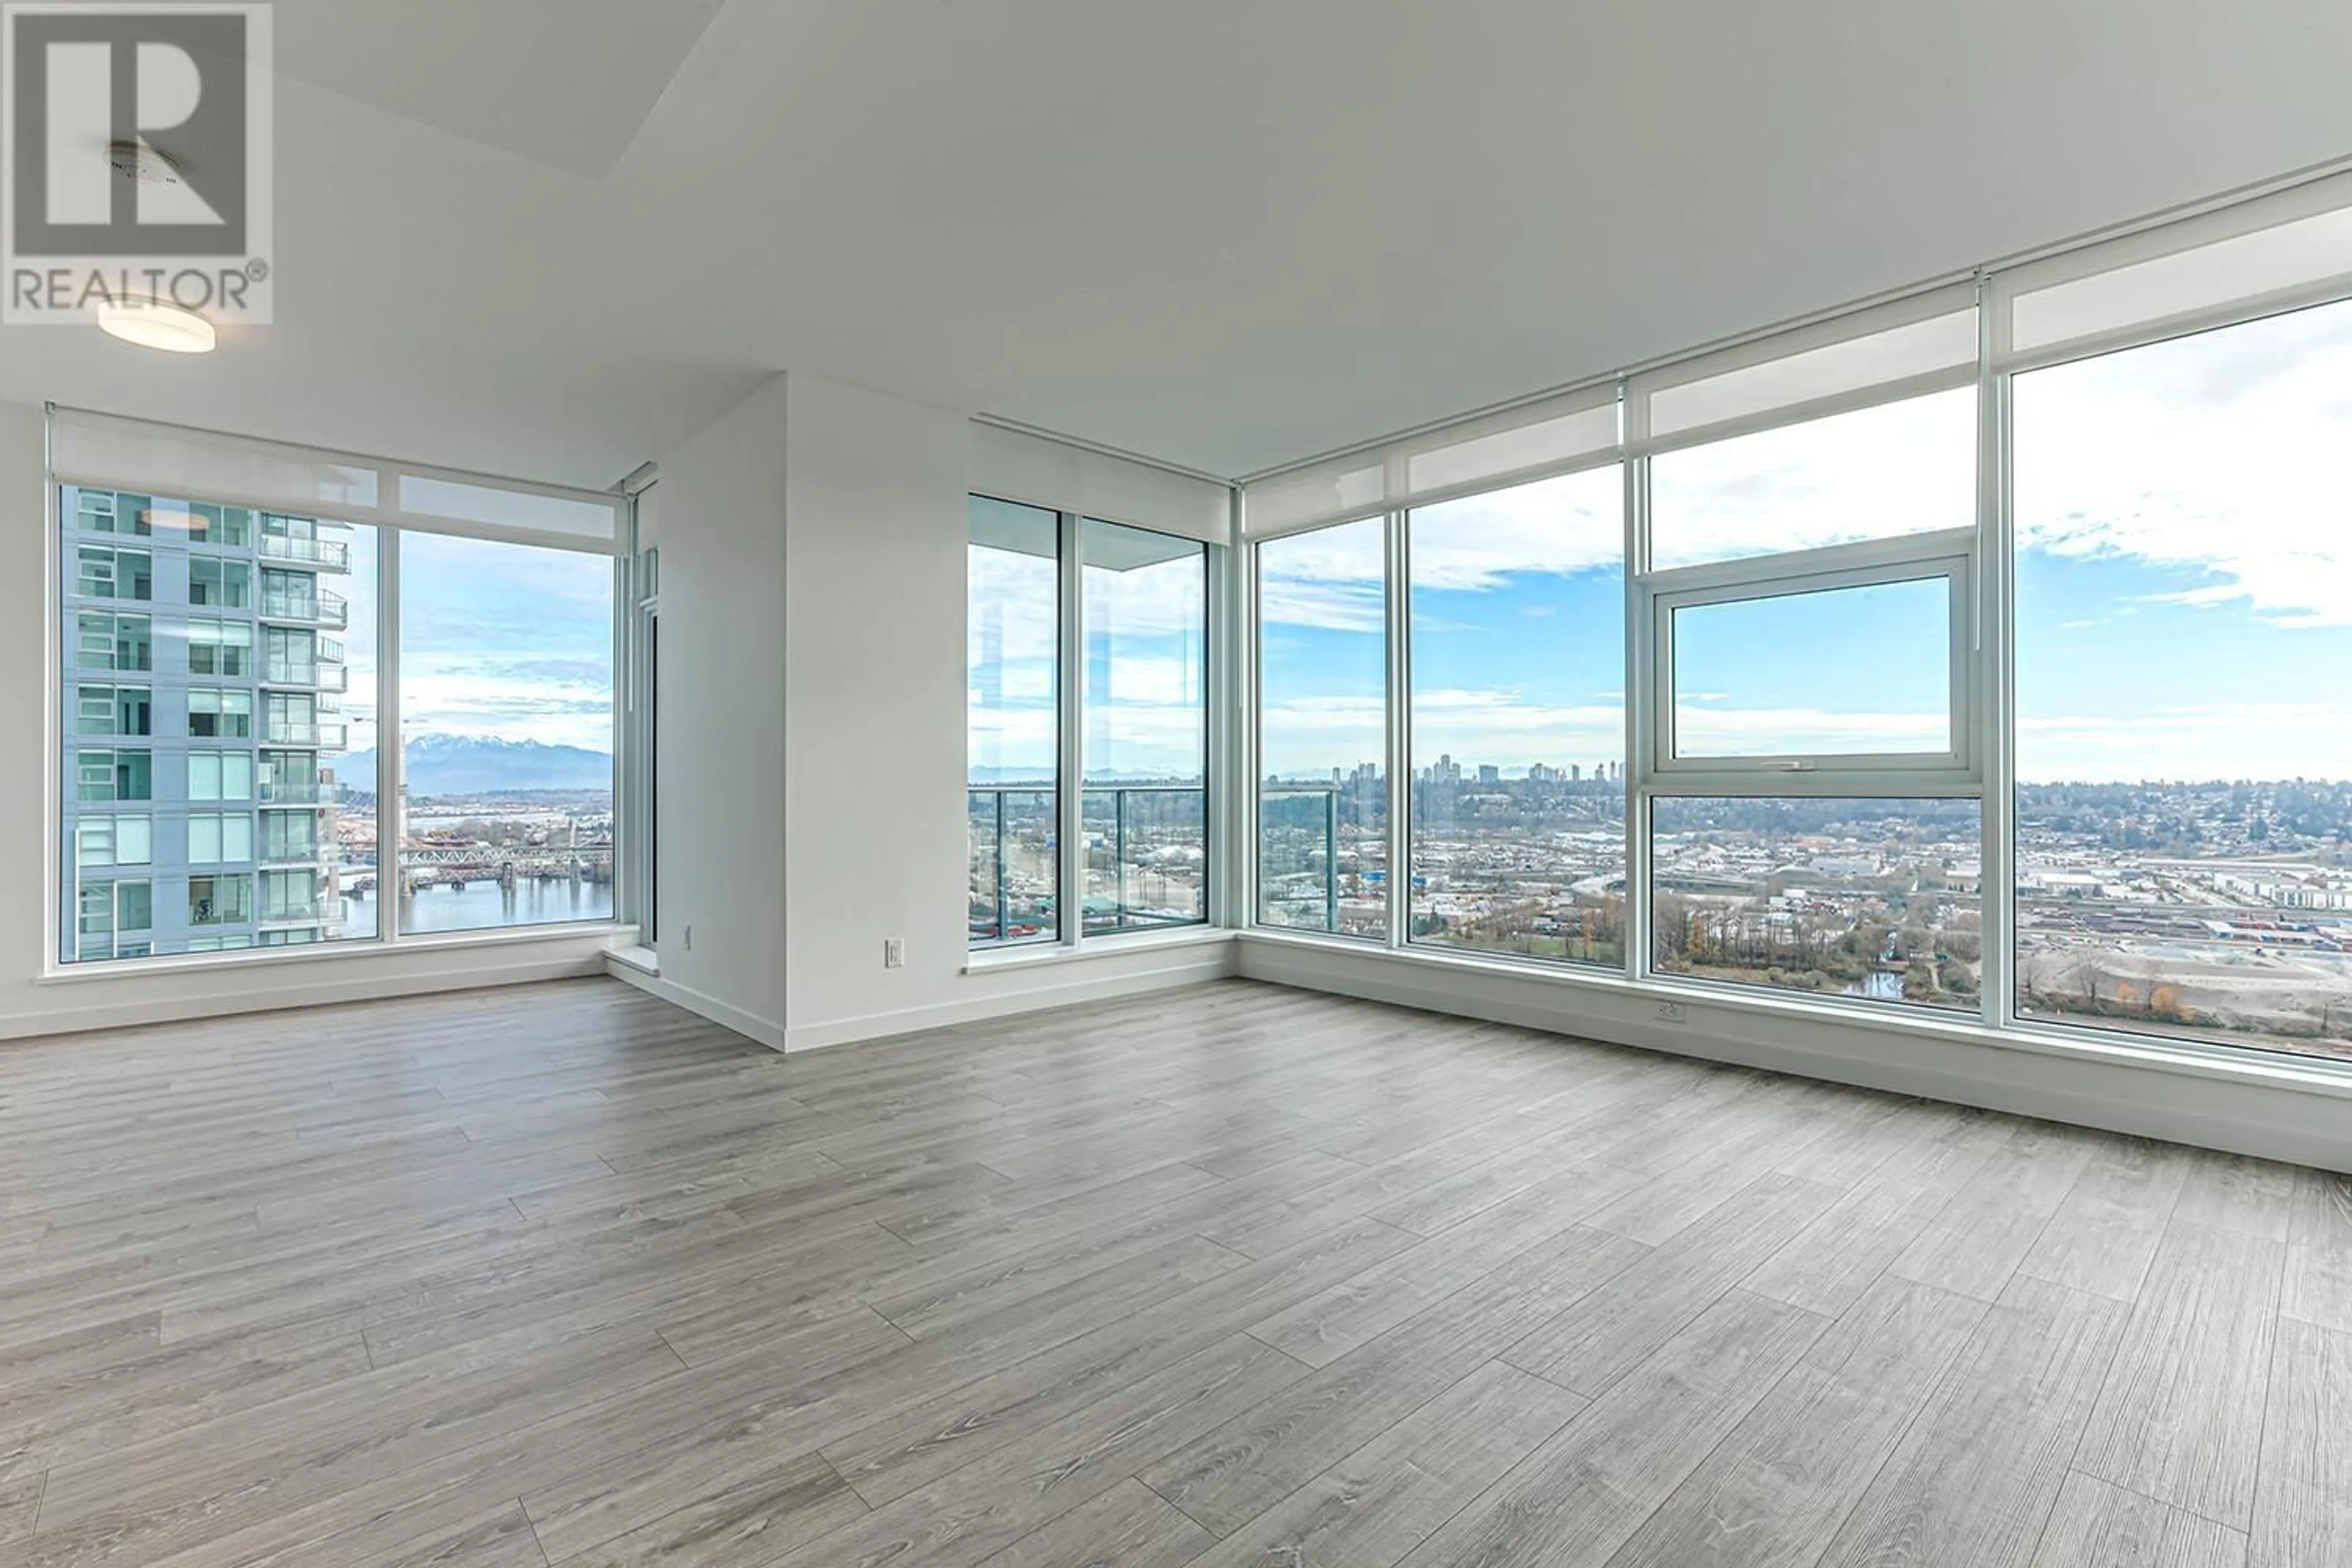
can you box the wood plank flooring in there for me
[0,975,2343,1567]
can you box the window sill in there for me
[39,921,636,986]
[965,925,1235,975]
[1236,927,2352,1101]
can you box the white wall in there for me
[631,376,791,1045]
[633,372,1231,1052]
[780,376,969,1036]
[0,397,614,1042]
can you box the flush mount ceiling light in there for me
[94,298,217,354]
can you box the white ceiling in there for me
[6,0,2350,489]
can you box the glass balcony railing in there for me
[265,720,346,748]
[260,660,349,692]
[259,777,331,804]
[1080,787,1207,935]
[259,534,350,569]
[1259,786,1344,934]
[967,786,1208,946]
[968,787,1058,946]
[258,588,349,628]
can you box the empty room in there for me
[2,2,2349,1565]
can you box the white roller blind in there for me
[49,408,624,553]
[1629,283,1978,455]
[1242,382,1620,540]
[970,421,1231,545]
[1997,172,2352,369]
[50,410,377,517]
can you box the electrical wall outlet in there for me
[883,937,905,969]
[1654,1001,1687,1025]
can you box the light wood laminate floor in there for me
[0,976,2345,1568]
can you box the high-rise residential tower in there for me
[60,486,354,961]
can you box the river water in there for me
[337,879,614,938]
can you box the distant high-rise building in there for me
[1477,764,1500,787]
[59,487,353,962]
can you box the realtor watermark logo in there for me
[1,2,273,326]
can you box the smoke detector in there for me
[107,140,186,187]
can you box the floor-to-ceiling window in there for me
[968,497,1063,948]
[1638,313,1985,1014]
[1081,519,1208,933]
[1256,517,1389,938]
[394,532,615,935]
[1408,469,1626,965]
[1237,173,2352,1071]
[56,488,379,961]
[51,417,626,967]
[2013,298,2352,1060]
[970,495,1215,951]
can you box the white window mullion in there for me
[1211,505,1248,931]
[1057,509,1085,951]
[1980,285,2020,1031]
[1626,448,1654,982]
[1384,507,1411,951]
[377,528,402,946]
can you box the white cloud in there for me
[2016,301,2352,626]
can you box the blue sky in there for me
[341,530,616,758]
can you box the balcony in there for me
[260,659,350,692]
[265,720,347,748]
[968,786,1208,946]
[259,845,325,870]
[258,588,349,629]
[259,777,331,805]
[258,534,349,570]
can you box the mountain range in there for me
[337,734,613,796]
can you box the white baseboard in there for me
[1,947,611,1042]
[606,961,786,1052]
[1238,935,2352,1173]
[782,944,1237,1054]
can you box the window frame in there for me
[1642,527,1980,795]
[1077,516,1213,939]
[967,492,1218,956]
[48,425,631,973]
[1236,173,2352,1073]
[1248,511,1395,943]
